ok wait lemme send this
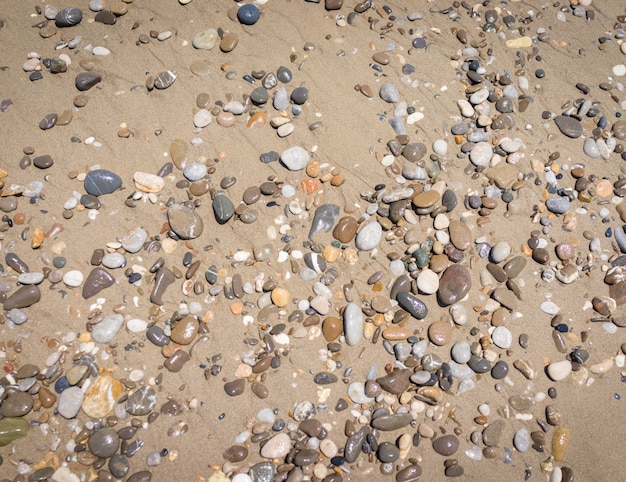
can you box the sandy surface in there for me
[1,0,626,481]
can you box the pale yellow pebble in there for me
[271,287,291,307]
[505,36,532,48]
[31,228,45,249]
[323,245,339,263]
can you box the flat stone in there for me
[82,267,115,299]
[75,72,101,91]
[89,427,119,458]
[168,203,203,239]
[376,369,411,394]
[438,265,471,306]
[545,196,570,214]
[554,115,583,138]
[448,220,471,250]
[3,285,41,310]
[154,70,177,89]
[57,386,84,419]
[280,146,310,171]
[428,320,453,346]
[170,316,198,345]
[82,374,123,418]
[356,221,382,250]
[333,216,358,243]
[0,417,30,447]
[396,292,428,319]
[213,193,235,224]
[84,169,122,196]
[380,83,400,103]
[546,360,572,381]
[371,413,413,431]
[92,314,124,344]
[192,28,218,50]
[56,7,83,27]
[432,435,459,456]
[126,386,157,416]
[260,433,291,459]
[0,392,33,417]
[309,204,340,238]
[482,419,505,447]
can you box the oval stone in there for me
[168,203,203,239]
[438,265,471,306]
[84,169,122,196]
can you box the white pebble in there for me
[63,270,84,287]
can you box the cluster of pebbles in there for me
[1,0,626,481]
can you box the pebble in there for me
[82,374,123,418]
[546,197,570,214]
[89,427,120,458]
[0,392,33,417]
[168,203,204,239]
[432,435,459,456]
[0,417,30,446]
[396,292,428,320]
[57,386,84,419]
[438,265,471,306]
[355,221,382,250]
[343,302,364,345]
[554,115,583,138]
[309,204,340,238]
[213,192,235,224]
[280,146,310,170]
[547,360,572,381]
[380,83,400,103]
[3,285,41,310]
[482,419,505,447]
[75,72,101,91]
[428,320,453,346]
[193,29,219,50]
[513,428,531,452]
[82,267,115,299]
[126,387,157,416]
[237,4,260,25]
[92,314,124,344]
[84,169,122,196]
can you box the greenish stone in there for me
[0,417,30,446]
[414,249,430,269]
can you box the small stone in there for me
[432,435,459,456]
[551,426,570,462]
[170,316,199,345]
[355,221,382,250]
[0,392,33,417]
[0,417,30,447]
[309,204,340,238]
[92,314,124,344]
[396,292,428,320]
[168,203,204,239]
[220,33,239,52]
[89,427,120,458]
[237,4,260,25]
[428,320,453,346]
[333,216,358,243]
[154,70,177,89]
[546,360,572,381]
[491,326,512,348]
[343,302,364,345]
[82,374,124,418]
[82,267,115,299]
[554,115,583,138]
[545,196,570,214]
[84,169,122,196]
[438,265,471,306]
[280,146,310,170]
[380,83,400,103]
[513,428,531,452]
[193,109,212,128]
[56,7,83,27]
[260,433,291,459]
[482,419,505,447]
[213,192,235,224]
[371,413,413,431]
[75,72,101,91]
[224,379,245,396]
[126,387,157,416]
[3,285,41,310]
[57,386,84,419]
[192,29,218,50]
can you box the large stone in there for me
[438,265,471,306]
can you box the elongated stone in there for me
[0,418,30,447]
[343,302,364,346]
[371,413,412,431]
[396,292,428,319]
[150,267,175,305]
[3,285,40,310]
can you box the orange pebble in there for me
[230,301,244,315]
[13,213,25,225]
[301,178,321,194]
[247,112,267,128]
[596,179,613,198]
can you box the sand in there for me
[1,0,626,481]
